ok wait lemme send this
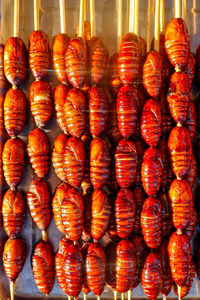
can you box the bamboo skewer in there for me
[147,0,153,52]
[10,280,15,300]
[42,230,47,242]
[90,0,96,37]
[129,0,134,33]
[182,0,187,23]
[84,293,87,300]
[160,0,164,33]
[193,0,197,36]
[134,0,139,36]
[114,290,117,300]
[127,289,132,300]
[60,0,66,33]
[79,0,85,38]
[163,295,167,300]
[121,292,125,300]
[175,0,181,18]
[97,296,100,300]
[117,0,122,52]
[178,285,182,300]
[34,0,39,31]
[14,0,19,37]
[154,0,160,52]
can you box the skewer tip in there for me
[10,281,15,300]
[121,293,124,300]
[97,296,100,300]
[42,230,47,242]
[84,294,87,300]
[128,289,132,300]
[114,290,117,300]
[163,294,167,300]
[178,285,182,300]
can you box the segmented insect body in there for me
[132,186,146,234]
[185,209,197,240]
[160,87,173,136]
[183,52,195,89]
[135,138,146,186]
[52,134,68,182]
[159,191,172,238]
[108,53,122,96]
[185,100,197,141]
[185,154,197,188]
[54,84,70,133]
[158,138,174,188]
[107,99,121,145]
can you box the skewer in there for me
[84,294,87,300]
[59,0,66,33]
[114,290,117,300]
[193,0,197,35]
[68,296,71,300]
[126,0,129,33]
[134,0,139,36]
[175,0,181,18]
[195,274,199,297]
[78,0,85,38]
[117,0,122,52]
[10,280,15,300]
[14,0,19,37]
[97,296,100,300]
[42,230,47,242]
[163,295,167,300]
[90,0,96,37]
[147,0,153,52]
[129,0,134,33]
[177,285,182,300]
[154,0,160,52]
[127,289,132,300]
[182,0,187,23]
[121,293,125,300]
[34,0,39,31]
[160,0,164,33]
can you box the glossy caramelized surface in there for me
[54,84,70,134]
[52,133,68,183]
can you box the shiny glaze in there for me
[183,52,195,89]
[91,188,111,241]
[167,71,190,125]
[134,138,147,186]
[4,37,27,86]
[159,190,172,238]
[107,99,121,145]
[81,132,92,194]
[54,84,70,133]
[117,85,138,138]
[27,128,49,178]
[105,242,117,291]
[143,50,162,98]
[29,80,52,128]
[32,241,54,294]
[4,87,26,137]
[65,37,87,89]
[82,243,90,295]
[53,33,70,84]
[165,18,190,70]
[52,133,68,182]
[141,147,163,197]
[185,100,197,141]
[141,197,162,249]
[27,178,51,231]
[118,33,140,85]
[132,186,146,234]
[168,126,192,180]
[185,154,197,188]
[158,138,174,188]
[82,191,92,242]
[2,138,25,189]
[108,53,122,96]
[184,208,197,240]
[174,260,195,298]
[115,188,136,239]
[3,237,26,282]
[140,98,161,147]
[115,138,138,188]
[135,85,148,138]
[2,189,25,238]
[159,87,173,136]
[160,239,172,297]
[90,137,111,188]
[29,30,50,80]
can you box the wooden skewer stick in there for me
[97,296,100,300]
[14,0,20,37]
[134,0,139,36]
[42,230,47,242]
[193,0,197,35]
[154,0,160,52]
[60,0,66,33]
[195,274,199,297]
[129,0,134,33]
[79,0,85,38]
[117,0,122,52]
[84,293,87,300]
[90,0,96,37]
[121,293,125,300]
[10,280,15,300]
[114,290,117,300]
[177,285,182,300]
[163,295,167,300]
[147,0,153,52]
[126,0,129,33]
[160,0,164,33]
[68,296,71,300]
[34,0,39,31]
[127,289,132,300]
[175,0,181,18]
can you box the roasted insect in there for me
[183,52,195,89]
[135,138,146,186]
[27,128,49,178]
[168,231,192,287]
[115,139,138,188]
[3,237,26,282]
[86,242,106,296]
[54,84,70,133]
[4,37,27,86]
[2,137,25,189]
[118,33,140,85]
[132,186,146,234]
[143,50,162,98]
[4,87,26,137]
[174,260,195,298]
[116,239,136,293]
[2,188,25,238]
[115,188,136,238]
[52,133,68,182]
[141,197,162,249]
[82,243,91,295]
[53,33,70,84]
[185,100,197,141]
[29,30,50,80]
[141,147,163,197]
[168,126,192,180]
[82,191,92,242]
[65,37,87,89]
[89,87,109,137]
[91,188,111,241]
[185,209,197,240]
[116,85,138,138]
[32,241,54,294]
[159,87,173,136]
[165,18,190,70]
[140,98,162,147]
[108,53,122,96]
[107,99,121,145]
[29,80,53,128]
[27,178,51,231]
[64,136,85,188]
[61,187,84,241]
[160,239,173,298]
[158,34,173,84]
[64,88,86,137]
[159,190,172,238]
[158,138,173,188]
[90,137,111,188]
[142,252,162,300]
[185,154,197,188]
[167,71,190,125]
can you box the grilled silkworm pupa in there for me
[142,252,162,300]
[65,37,87,89]
[86,242,106,296]
[32,241,54,294]
[183,52,195,89]
[116,85,138,138]
[132,186,146,234]
[2,137,25,189]
[61,187,84,241]
[89,87,109,137]
[29,30,50,80]
[108,53,122,96]
[168,126,192,180]
[174,260,195,298]
[54,84,70,133]
[27,178,51,232]
[64,88,86,137]
[64,136,85,188]
[27,128,49,178]
[2,188,25,238]
[3,237,26,282]
[115,188,136,239]
[167,71,190,125]
[159,87,173,136]
[141,147,163,197]
[185,208,197,240]
[134,138,147,186]
[88,36,109,85]
[160,239,173,298]
[4,87,26,138]
[141,197,162,249]
[142,50,162,98]
[116,239,136,293]
[165,18,190,70]
[53,33,70,84]
[168,231,192,287]
[107,99,121,145]
[185,154,197,188]
[29,80,53,128]
[118,33,140,85]
[82,243,91,295]
[90,137,111,189]
[115,138,138,188]
[91,188,111,241]
[158,137,173,188]
[159,190,172,238]
[140,98,162,147]
[4,37,27,86]
[82,191,92,242]
[185,100,197,141]
[168,178,193,232]
[52,133,68,182]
